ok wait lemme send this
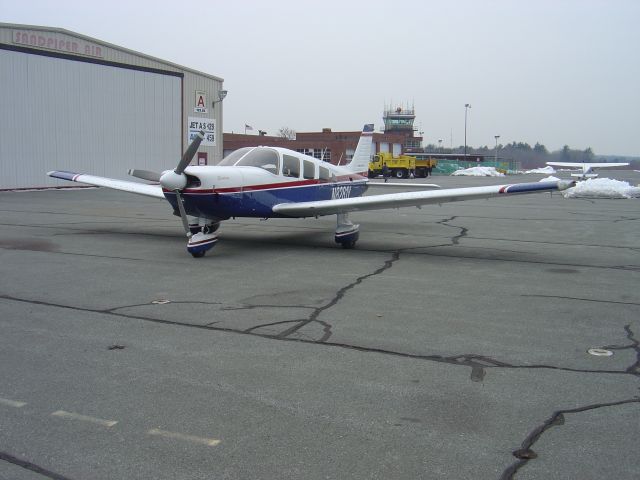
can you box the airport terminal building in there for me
[0,23,225,189]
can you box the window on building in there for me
[345,148,355,161]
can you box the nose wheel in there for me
[187,231,218,257]
[186,220,221,257]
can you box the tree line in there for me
[423,142,601,169]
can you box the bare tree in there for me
[277,127,296,140]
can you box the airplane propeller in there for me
[157,130,206,236]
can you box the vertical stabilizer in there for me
[345,124,374,174]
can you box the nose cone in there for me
[159,170,187,191]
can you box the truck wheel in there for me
[394,169,407,179]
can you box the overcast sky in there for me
[3,0,639,156]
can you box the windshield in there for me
[218,147,253,166]
[235,148,280,175]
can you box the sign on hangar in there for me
[0,23,225,189]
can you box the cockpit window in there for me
[218,147,253,166]
[235,148,280,174]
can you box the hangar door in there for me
[0,48,182,189]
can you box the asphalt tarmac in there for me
[1,171,639,479]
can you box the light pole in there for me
[494,135,500,164]
[464,104,471,163]
[438,139,443,153]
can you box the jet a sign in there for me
[188,117,215,146]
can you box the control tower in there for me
[382,105,422,151]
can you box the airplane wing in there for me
[273,180,574,217]
[366,181,441,190]
[47,170,165,199]
[547,162,629,168]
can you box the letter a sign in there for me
[194,91,208,113]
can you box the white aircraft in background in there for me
[546,161,629,180]
[49,125,574,257]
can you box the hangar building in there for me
[0,23,225,190]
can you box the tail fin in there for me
[345,124,374,174]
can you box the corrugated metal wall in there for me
[0,48,182,189]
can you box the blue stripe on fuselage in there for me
[163,181,368,219]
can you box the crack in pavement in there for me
[522,294,640,307]
[3,294,639,478]
[499,398,640,480]
[242,219,461,343]
[221,304,315,312]
[0,450,74,480]
[271,251,401,341]
[1,294,638,380]
[602,325,640,375]
[436,215,468,245]
[500,324,640,479]
[106,300,223,313]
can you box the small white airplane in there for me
[546,161,629,180]
[49,124,574,257]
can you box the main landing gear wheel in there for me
[335,213,359,249]
[340,238,357,249]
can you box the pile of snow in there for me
[538,176,561,182]
[451,166,504,177]
[557,177,640,199]
[525,166,556,174]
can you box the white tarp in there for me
[451,166,505,177]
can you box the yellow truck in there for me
[368,152,437,179]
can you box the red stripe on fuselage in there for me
[163,176,367,194]
[217,179,319,193]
